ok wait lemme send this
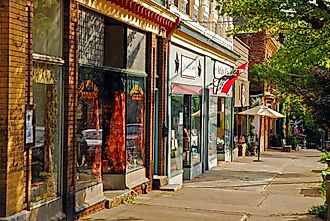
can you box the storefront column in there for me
[63,0,79,219]
[156,37,168,176]
[0,0,28,217]
[145,33,157,181]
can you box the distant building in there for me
[238,31,279,151]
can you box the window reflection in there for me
[31,63,61,203]
[103,74,126,173]
[191,95,201,165]
[170,95,183,173]
[33,0,62,57]
[208,96,218,160]
[126,77,145,171]
[76,68,103,189]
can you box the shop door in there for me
[183,94,191,168]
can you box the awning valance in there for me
[107,0,180,31]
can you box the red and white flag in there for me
[220,63,248,94]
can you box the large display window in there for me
[126,77,145,170]
[171,94,201,170]
[102,74,146,173]
[76,67,104,190]
[191,95,201,165]
[31,63,62,204]
[208,96,218,160]
[224,97,233,159]
[77,67,146,184]
[217,98,225,156]
[209,97,233,161]
[170,95,184,174]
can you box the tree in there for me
[217,0,330,127]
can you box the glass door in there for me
[183,94,191,167]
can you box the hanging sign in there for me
[212,61,233,95]
[181,55,197,79]
[79,80,99,99]
[129,85,144,101]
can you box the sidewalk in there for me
[80,149,324,221]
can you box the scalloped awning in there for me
[107,0,180,32]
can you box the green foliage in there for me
[216,0,330,127]
[320,152,330,164]
[122,194,135,204]
[246,142,255,156]
[307,152,330,219]
[308,204,327,220]
[248,116,255,137]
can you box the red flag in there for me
[221,63,248,94]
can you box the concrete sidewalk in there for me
[80,149,325,221]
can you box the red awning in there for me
[107,0,180,31]
[171,83,202,95]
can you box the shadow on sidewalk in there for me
[81,218,141,221]
[283,215,323,221]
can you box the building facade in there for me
[233,37,250,158]
[238,31,279,152]
[0,0,179,220]
[166,0,241,185]
[0,0,252,220]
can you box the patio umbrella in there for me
[239,105,285,118]
[239,105,285,160]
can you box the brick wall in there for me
[237,32,266,95]
[25,0,32,210]
[63,0,78,219]
[78,7,104,66]
[0,0,9,216]
[0,0,27,217]
[145,33,156,180]
[156,37,167,176]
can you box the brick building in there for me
[238,31,279,152]
[0,0,178,220]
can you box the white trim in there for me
[171,36,235,67]
[170,5,233,50]
[30,197,62,210]
[32,53,65,65]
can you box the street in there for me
[80,149,324,221]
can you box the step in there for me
[159,184,182,192]
[152,175,169,189]
[104,189,136,209]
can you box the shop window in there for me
[208,96,218,160]
[217,98,225,156]
[191,95,201,165]
[126,76,146,171]
[76,67,103,190]
[33,0,62,57]
[183,95,191,167]
[170,95,184,174]
[224,97,233,157]
[31,63,62,204]
[102,73,126,174]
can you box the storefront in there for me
[206,60,235,167]
[75,0,179,215]
[233,38,250,158]
[1,0,179,219]
[75,6,150,211]
[168,43,204,182]
[28,0,65,219]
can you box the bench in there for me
[282,139,292,152]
